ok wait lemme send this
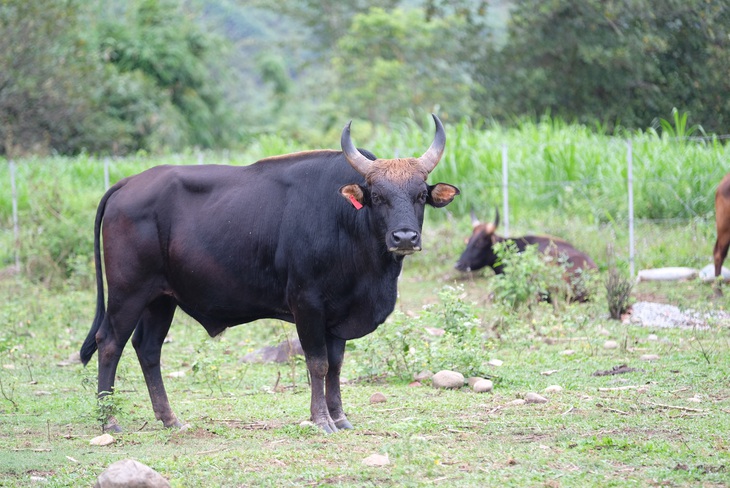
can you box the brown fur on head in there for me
[365,158,428,185]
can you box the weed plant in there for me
[346,285,491,380]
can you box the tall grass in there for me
[1,117,728,280]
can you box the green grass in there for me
[1,247,730,486]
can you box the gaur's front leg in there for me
[326,335,352,430]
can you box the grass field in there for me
[1,120,729,486]
[1,229,729,487]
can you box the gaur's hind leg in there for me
[325,335,353,430]
[131,296,182,429]
[95,292,148,432]
[713,233,730,297]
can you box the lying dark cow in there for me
[713,173,730,295]
[455,208,597,300]
[80,115,459,433]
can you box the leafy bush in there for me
[604,249,633,320]
[346,285,490,381]
[490,241,566,310]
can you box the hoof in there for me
[164,418,185,430]
[335,419,353,430]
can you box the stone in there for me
[559,349,575,356]
[432,370,465,389]
[544,385,563,393]
[467,377,484,388]
[89,434,115,446]
[640,354,660,361]
[413,370,433,381]
[488,358,503,367]
[94,459,170,488]
[57,351,83,367]
[506,399,526,406]
[525,392,548,404]
[362,453,390,467]
[369,392,387,404]
[473,379,493,393]
[603,340,619,349]
[240,339,303,364]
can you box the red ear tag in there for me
[348,194,363,210]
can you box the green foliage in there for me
[658,107,703,140]
[0,0,105,156]
[0,0,236,156]
[331,6,473,124]
[472,0,730,133]
[96,0,236,152]
[490,241,566,310]
[347,285,489,380]
[95,389,120,430]
[604,247,634,320]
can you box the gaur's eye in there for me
[371,192,383,205]
[417,190,428,204]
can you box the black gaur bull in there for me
[80,114,459,433]
[455,208,597,301]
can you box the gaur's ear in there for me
[340,184,369,209]
[427,183,460,208]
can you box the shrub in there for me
[490,241,566,310]
[346,285,490,381]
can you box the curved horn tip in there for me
[341,119,371,177]
[420,114,446,173]
[470,208,480,226]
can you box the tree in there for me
[331,7,473,125]
[0,0,104,156]
[472,0,730,133]
[97,0,236,150]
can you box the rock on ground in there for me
[369,392,387,404]
[432,370,465,389]
[525,392,548,404]
[94,459,170,488]
[240,338,303,363]
[473,379,493,393]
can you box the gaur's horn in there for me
[470,208,480,228]
[493,206,500,229]
[418,114,446,174]
[341,121,371,177]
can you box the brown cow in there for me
[713,173,730,295]
[455,208,597,301]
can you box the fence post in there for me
[627,140,635,278]
[10,160,20,272]
[502,143,510,238]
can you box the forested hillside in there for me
[1,0,727,157]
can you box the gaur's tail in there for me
[80,181,125,366]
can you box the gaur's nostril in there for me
[392,230,419,247]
